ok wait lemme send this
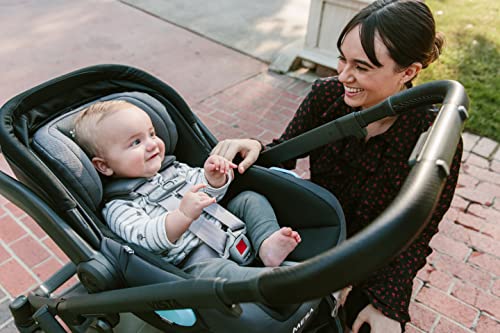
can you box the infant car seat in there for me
[0,65,346,333]
[0,64,468,333]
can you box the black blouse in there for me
[270,77,462,323]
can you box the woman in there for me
[212,0,462,332]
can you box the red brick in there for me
[457,173,479,189]
[491,160,500,173]
[412,278,424,298]
[451,279,481,306]
[455,188,493,206]
[32,257,63,282]
[415,286,478,327]
[0,259,37,296]
[494,200,500,211]
[235,121,265,138]
[257,118,287,135]
[463,164,500,185]
[477,292,500,318]
[462,133,480,152]
[0,215,26,244]
[42,238,70,263]
[434,317,474,333]
[416,263,453,292]
[213,123,247,140]
[195,113,220,130]
[210,109,239,124]
[443,222,500,258]
[430,253,491,290]
[476,314,500,333]
[468,251,500,277]
[492,279,500,297]
[457,213,500,241]
[466,154,490,169]
[430,233,470,261]
[456,212,484,232]
[451,195,469,210]
[467,204,500,224]
[20,216,47,239]
[476,182,500,201]
[405,323,425,333]
[408,302,438,331]
[0,243,9,263]
[4,201,26,217]
[466,230,500,258]
[259,130,277,143]
[472,137,498,158]
[10,235,50,268]
[443,207,461,222]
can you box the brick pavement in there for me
[0,70,499,332]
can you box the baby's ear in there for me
[92,157,114,176]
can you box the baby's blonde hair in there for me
[74,100,133,156]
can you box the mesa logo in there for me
[292,307,314,333]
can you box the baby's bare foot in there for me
[259,227,301,267]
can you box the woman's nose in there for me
[338,64,352,83]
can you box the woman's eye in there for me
[337,55,346,62]
[356,66,368,72]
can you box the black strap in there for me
[102,155,177,202]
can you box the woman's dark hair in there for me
[337,0,444,87]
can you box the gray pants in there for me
[182,191,280,281]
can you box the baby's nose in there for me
[145,137,157,150]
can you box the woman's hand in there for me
[211,139,262,174]
[352,304,401,333]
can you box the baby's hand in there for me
[179,184,216,220]
[204,155,237,187]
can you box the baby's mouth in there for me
[147,152,159,161]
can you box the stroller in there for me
[0,64,468,333]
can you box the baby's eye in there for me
[131,138,141,146]
[150,131,156,137]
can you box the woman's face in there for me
[337,25,409,110]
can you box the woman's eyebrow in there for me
[354,58,376,69]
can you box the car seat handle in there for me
[258,80,468,167]
[223,80,469,305]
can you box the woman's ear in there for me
[401,62,423,85]
[92,157,114,176]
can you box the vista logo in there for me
[292,307,314,333]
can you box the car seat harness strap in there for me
[106,157,253,266]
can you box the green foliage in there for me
[416,0,499,141]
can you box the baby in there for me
[74,100,300,280]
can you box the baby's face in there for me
[95,106,165,178]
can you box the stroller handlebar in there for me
[223,80,469,305]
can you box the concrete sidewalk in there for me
[0,1,499,332]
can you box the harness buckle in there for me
[224,228,253,266]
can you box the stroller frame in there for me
[0,65,468,333]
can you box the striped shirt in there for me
[102,162,231,265]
